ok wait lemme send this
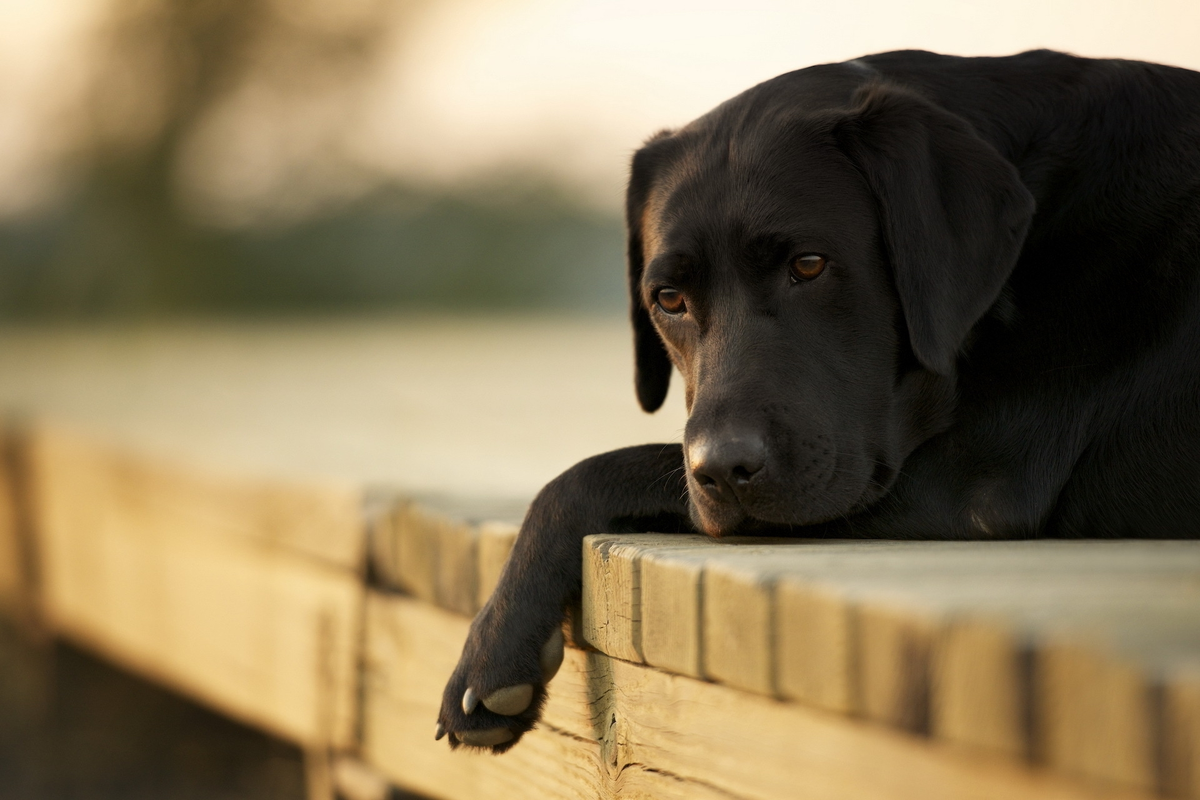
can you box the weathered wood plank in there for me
[581,535,1200,795]
[581,534,640,662]
[31,424,367,569]
[1033,609,1200,793]
[363,592,1158,800]
[371,497,528,616]
[843,583,1200,791]
[1164,663,1200,800]
[778,569,1200,791]
[702,555,780,695]
[372,501,477,615]
[581,534,714,664]
[30,423,364,748]
[363,593,722,800]
[775,579,856,713]
[639,548,712,677]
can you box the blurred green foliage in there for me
[0,181,625,319]
[0,0,626,321]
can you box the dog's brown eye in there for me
[655,287,686,315]
[790,254,827,282]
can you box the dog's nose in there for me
[688,432,767,500]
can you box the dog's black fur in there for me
[438,49,1200,750]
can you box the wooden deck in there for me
[0,320,1196,800]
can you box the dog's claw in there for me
[462,686,479,715]
[457,727,514,748]
[540,628,565,681]
[435,721,446,740]
[483,684,534,716]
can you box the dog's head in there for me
[628,69,1035,535]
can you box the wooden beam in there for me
[1163,664,1200,800]
[371,497,526,617]
[580,535,1200,795]
[581,533,714,664]
[29,423,364,748]
[363,592,1158,800]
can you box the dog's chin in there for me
[688,499,746,538]
[689,489,869,538]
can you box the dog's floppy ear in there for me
[833,84,1035,375]
[627,135,674,412]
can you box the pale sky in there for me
[1,0,1199,222]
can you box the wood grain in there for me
[363,592,1160,800]
[581,534,712,663]
[30,423,364,748]
[580,535,1200,795]
[30,424,366,569]
[702,554,780,695]
[639,547,712,677]
[775,579,856,713]
[371,501,478,616]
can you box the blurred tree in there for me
[0,0,625,320]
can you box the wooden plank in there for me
[331,757,392,800]
[790,577,1200,792]
[775,580,856,713]
[363,592,724,800]
[857,601,938,734]
[697,544,926,696]
[931,613,1028,759]
[30,423,364,748]
[702,554,781,695]
[594,539,954,698]
[810,576,1200,770]
[1163,662,1200,800]
[371,497,528,617]
[834,584,1200,784]
[1033,610,1200,793]
[583,535,1200,793]
[581,534,714,663]
[372,501,478,616]
[580,534,643,662]
[30,424,366,569]
[639,548,711,677]
[585,536,816,681]
[363,592,1158,800]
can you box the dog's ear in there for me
[833,84,1035,375]
[627,135,674,412]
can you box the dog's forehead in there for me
[641,124,867,263]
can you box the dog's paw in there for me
[436,626,565,752]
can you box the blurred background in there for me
[0,0,1197,322]
[0,1,1199,798]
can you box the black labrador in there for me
[436,49,1200,750]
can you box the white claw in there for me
[435,722,446,740]
[462,686,479,715]
[458,727,514,747]
[483,684,534,716]
[540,627,565,682]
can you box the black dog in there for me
[437,49,1200,750]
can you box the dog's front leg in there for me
[436,443,690,751]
